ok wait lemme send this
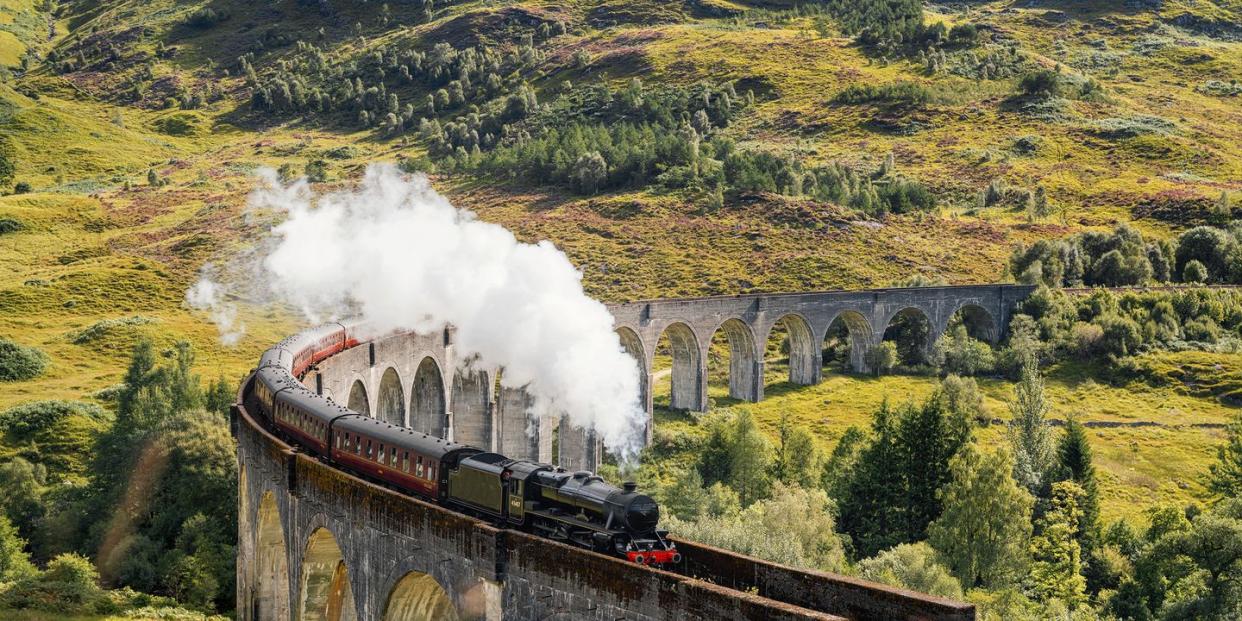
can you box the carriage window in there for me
[366,440,372,458]
[378,444,386,465]
[402,452,409,472]
[416,456,424,477]
[355,436,361,453]
[390,447,397,465]
[428,464,435,480]
[336,433,341,448]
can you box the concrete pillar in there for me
[752,359,765,402]
[718,319,760,403]
[558,417,600,472]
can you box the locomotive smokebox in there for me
[623,481,637,492]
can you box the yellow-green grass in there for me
[651,349,1239,525]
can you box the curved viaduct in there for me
[235,285,1036,620]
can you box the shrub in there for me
[834,81,936,107]
[0,217,22,234]
[0,338,48,381]
[1184,259,1208,283]
[1018,69,1063,98]
[69,316,158,345]
[865,342,898,375]
[183,8,228,28]
[931,326,995,376]
[0,553,103,612]
[13,181,30,194]
[305,159,328,183]
[0,400,107,436]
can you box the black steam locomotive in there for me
[246,322,679,566]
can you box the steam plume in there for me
[188,164,646,459]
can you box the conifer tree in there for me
[839,401,906,557]
[1057,415,1100,560]
[729,411,773,506]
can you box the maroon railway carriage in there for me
[329,416,479,501]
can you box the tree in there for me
[859,542,962,599]
[931,325,995,376]
[865,341,897,376]
[0,135,15,188]
[822,426,866,503]
[0,515,36,581]
[1183,259,1208,284]
[929,444,1034,590]
[839,402,906,557]
[1057,416,1100,551]
[660,468,711,520]
[1209,410,1242,498]
[898,394,969,543]
[728,411,773,506]
[1008,353,1055,499]
[1028,481,1088,608]
[1177,226,1235,281]
[774,412,820,488]
[571,151,608,195]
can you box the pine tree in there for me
[1057,416,1100,558]
[898,395,968,542]
[839,401,907,557]
[1008,352,1055,500]
[1028,481,1088,608]
[928,444,1033,589]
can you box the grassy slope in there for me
[0,0,1238,526]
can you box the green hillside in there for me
[2,0,1242,618]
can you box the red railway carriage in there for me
[329,416,479,500]
[287,323,353,378]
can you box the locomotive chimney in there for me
[623,481,637,493]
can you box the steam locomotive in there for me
[245,322,679,566]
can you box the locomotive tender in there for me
[245,322,679,566]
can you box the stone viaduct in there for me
[235,285,1041,621]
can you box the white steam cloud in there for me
[188,164,646,459]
